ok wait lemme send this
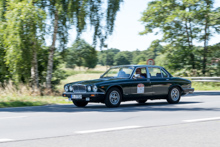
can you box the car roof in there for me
[110,65,163,68]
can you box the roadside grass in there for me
[0,80,70,108]
[192,82,220,91]
[0,96,70,108]
[0,65,107,108]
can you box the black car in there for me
[63,65,194,107]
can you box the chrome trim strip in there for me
[63,92,105,95]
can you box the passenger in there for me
[136,68,145,78]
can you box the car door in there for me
[148,67,170,97]
[129,67,153,100]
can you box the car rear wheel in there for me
[136,100,147,104]
[105,87,122,108]
[72,100,88,107]
[167,87,181,104]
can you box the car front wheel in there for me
[72,100,88,107]
[105,87,122,108]
[167,87,181,104]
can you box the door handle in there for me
[166,79,169,80]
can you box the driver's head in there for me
[136,68,141,74]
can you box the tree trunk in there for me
[31,44,39,92]
[203,16,209,75]
[185,19,195,70]
[46,10,58,90]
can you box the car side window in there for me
[148,67,162,78]
[161,69,168,78]
[133,68,147,79]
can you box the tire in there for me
[167,87,181,104]
[136,99,147,104]
[105,87,122,108]
[72,100,88,107]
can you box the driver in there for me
[136,68,145,78]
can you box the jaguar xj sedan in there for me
[62,65,194,108]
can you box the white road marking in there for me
[183,117,220,122]
[105,109,124,112]
[0,116,27,120]
[175,103,202,107]
[75,126,142,134]
[0,138,13,142]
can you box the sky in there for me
[47,0,220,51]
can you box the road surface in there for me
[0,91,220,147]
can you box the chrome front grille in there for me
[73,85,86,93]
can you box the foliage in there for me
[0,34,9,83]
[113,52,130,65]
[97,44,164,66]
[36,47,67,87]
[65,39,98,69]
[98,48,120,66]
[140,0,220,75]
[133,54,148,64]
[3,1,46,83]
[0,0,123,91]
[83,47,98,69]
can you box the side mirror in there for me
[100,74,103,78]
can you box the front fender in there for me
[168,84,184,93]
[106,84,123,93]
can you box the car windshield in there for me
[102,66,134,78]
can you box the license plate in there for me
[71,95,82,99]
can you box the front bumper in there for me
[62,92,105,102]
[182,88,194,95]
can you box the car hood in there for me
[68,78,127,85]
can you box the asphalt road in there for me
[0,91,220,147]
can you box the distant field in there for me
[57,65,107,92]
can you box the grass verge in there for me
[192,82,220,91]
[0,96,70,108]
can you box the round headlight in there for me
[64,85,69,92]
[87,86,91,91]
[69,85,73,91]
[93,85,98,92]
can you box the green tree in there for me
[66,39,98,69]
[121,51,133,63]
[131,49,141,64]
[140,0,220,75]
[114,52,130,65]
[83,47,98,69]
[0,37,9,84]
[98,52,107,66]
[195,0,220,74]
[3,1,46,89]
[98,48,120,66]
[133,54,147,64]
[43,0,123,90]
[143,40,163,60]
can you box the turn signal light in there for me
[91,94,95,97]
